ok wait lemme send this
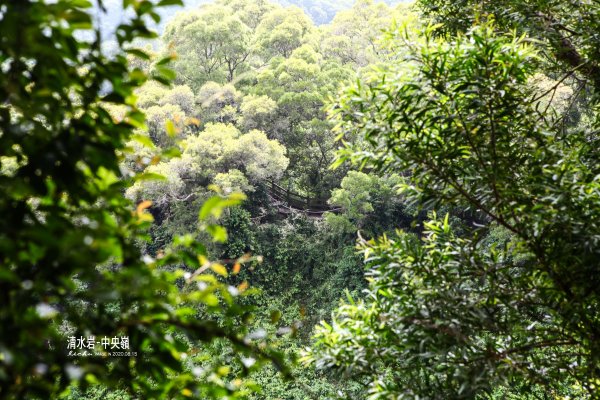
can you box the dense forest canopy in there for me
[94,0,406,48]
[0,0,598,399]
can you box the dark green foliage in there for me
[233,215,369,399]
[309,22,600,399]
[234,216,366,333]
[417,0,600,93]
[222,207,257,258]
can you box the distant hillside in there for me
[283,0,402,24]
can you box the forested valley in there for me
[1,0,599,399]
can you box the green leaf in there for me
[161,147,181,158]
[155,56,174,66]
[132,134,155,149]
[126,48,151,60]
[199,197,223,221]
[206,225,228,243]
[165,119,177,137]
[210,263,228,277]
[136,172,166,181]
[158,0,183,6]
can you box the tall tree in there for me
[164,4,254,87]
[255,6,313,58]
